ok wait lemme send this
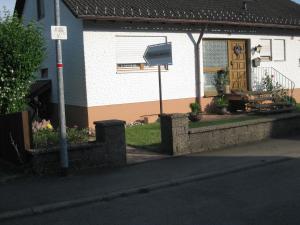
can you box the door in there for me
[228,40,248,91]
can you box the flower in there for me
[46,123,53,130]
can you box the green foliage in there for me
[189,102,201,114]
[0,11,45,114]
[214,95,229,107]
[281,96,297,105]
[33,125,89,149]
[33,129,59,149]
[213,69,229,95]
[262,74,276,92]
[67,127,89,144]
[296,104,300,112]
[262,73,282,92]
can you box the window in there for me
[259,39,272,60]
[116,35,167,73]
[37,0,45,20]
[203,40,228,96]
[272,39,285,61]
[40,68,48,78]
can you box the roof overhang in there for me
[14,0,25,17]
[78,15,300,30]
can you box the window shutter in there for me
[116,36,166,64]
[260,39,271,57]
[272,40,285,61]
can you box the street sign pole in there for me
[55,0,69,174]
[143,42,172,117]
[158,65,163,115]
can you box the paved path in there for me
[127,146,169,164]
[0,135,300,221]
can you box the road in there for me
[3,156,300,225]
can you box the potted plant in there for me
[214,95,229,115]
[188,102,202,122]
[214,69,230,95]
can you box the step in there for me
[247,103,293,109]
[248,97,274,102]
[253,107,295,115]
[247,91,273,96]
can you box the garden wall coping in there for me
[94,120,126,127]
[189,113,300,134]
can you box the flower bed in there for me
[32,120,90,149]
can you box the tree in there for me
[0,11,45,115]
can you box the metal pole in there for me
[158,65,163,115]
[55,0,69,174]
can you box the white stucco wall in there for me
[83,23,300,107]
[22,0,87,106]
[83,29,197,107]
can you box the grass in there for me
[189,115,260,129]
[125,123,161,148]
[296,104,300,112]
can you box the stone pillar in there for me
[94,120,126,166]
[160,114,189,155]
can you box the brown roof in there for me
[16,0,300,29]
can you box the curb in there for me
[0,156,296,221]
[0,174,26,184]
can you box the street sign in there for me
[51,26,68,40]
[144,42,172,66]
[143,42,173,116]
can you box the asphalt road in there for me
[3,156,300,225]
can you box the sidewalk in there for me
[0,135,300,220]
[0,160,25,184]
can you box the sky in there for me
[0,0,300,14]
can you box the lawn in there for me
[296,103,300,112]
[125,123,161,148]
[189,115,260,128]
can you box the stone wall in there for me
[27,120,126,175]
[160,113,300,155]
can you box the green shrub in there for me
[33,129,59,149]
[0,11,45,114]
[67,127,89,144]
[214,95,229,107]
[32,121,89,149]
[281,96,297,105]
[189,102,201,114]
[213,69,229,95]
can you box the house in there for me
[15,0,300,128]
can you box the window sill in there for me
[116,68,168,74]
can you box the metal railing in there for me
[251,67,295,104]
